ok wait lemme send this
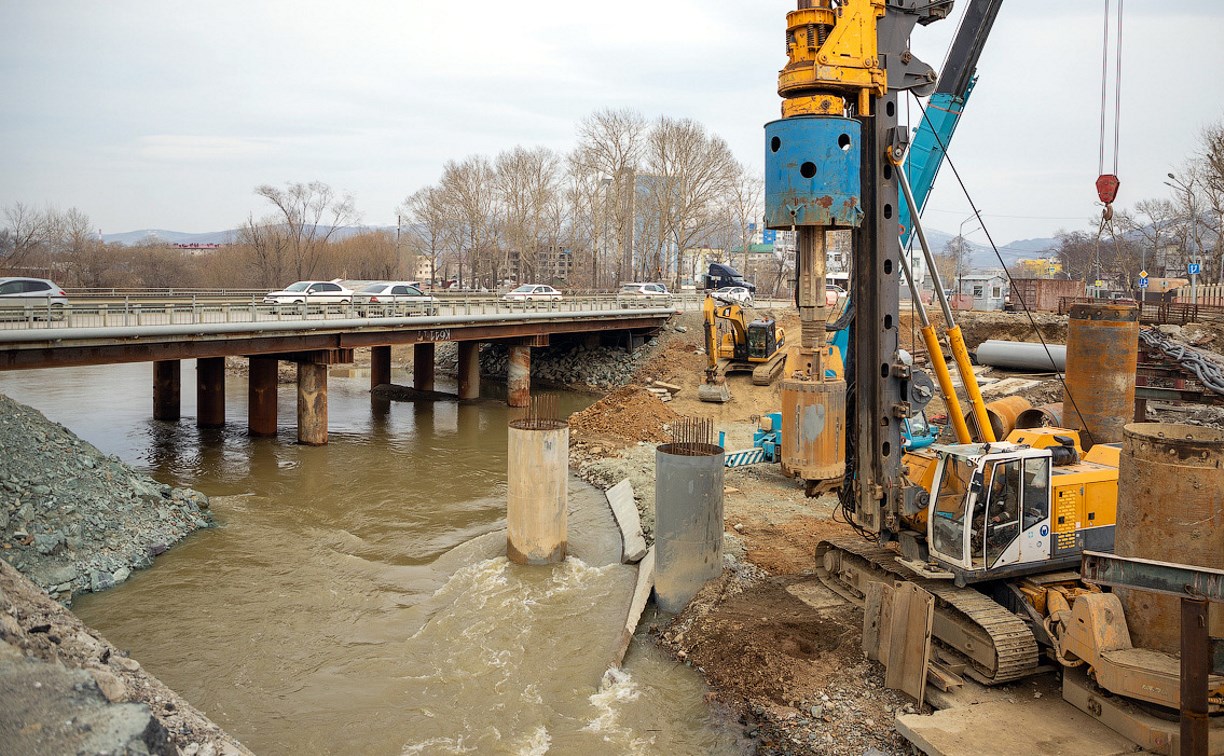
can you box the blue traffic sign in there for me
[1188,263,1201,276]
[1138,276,1149,289]
[762,229,777,244]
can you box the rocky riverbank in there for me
[0,393,213,604]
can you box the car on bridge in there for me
[353,282,438,317]
[502,284,562,302]
[0,277,69,320]
[711,285,754,307]
[263,280,354,307]
[616,282,672,304]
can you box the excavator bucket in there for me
[698,381,732,403]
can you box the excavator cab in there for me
[927,444,1054,582]
[745,318,778,362]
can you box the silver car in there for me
[353,282,439,316]
[0,277,69,320]
[502,284,562,302]
[263,280,354,305]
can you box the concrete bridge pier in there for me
[507,335,548,408]
[153,360,180,421]
[289,349,353,446]
[248,356,279,437]
[297,363,328,445]
[413,343,435,392]
[457,342,480,400]
[196,357,226,428]
[370,345,391,390]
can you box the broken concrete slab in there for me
[606,479,649,563]
[611,547,655,668]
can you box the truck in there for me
[699,262,755,294]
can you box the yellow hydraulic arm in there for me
[891,150,995,443]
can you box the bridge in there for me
[0,295,679,445]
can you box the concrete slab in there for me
[612,547,655,668]
[896,674,1142,756]
[606,479,649,563]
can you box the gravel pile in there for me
[434,336,665,390]
[0,393,213,603]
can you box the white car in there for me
[353,282,438,316]
[0,277,69,320]
[502,284,562,302]
[617,282,672,303]
[712,286,754,307]
[263,280,354,305]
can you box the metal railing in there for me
[0,294,688,335]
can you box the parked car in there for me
[617,282,672,303]
[263,280,354,305]
[502,284,562,302]
[0,277,68,320]
[711,285,754,307]
[826,283,846,307]
[353,282,438,316]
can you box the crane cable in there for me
[1096,0,1124,221]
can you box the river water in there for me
[0,362,743,755]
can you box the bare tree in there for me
[253,181,358,280]
[1198,121,1224,281]
[1049,230,1100,283]
[1117,198,1178,278]
[726,162,764,274]
[1,202,52,272]
[440,156,498,289]
[495,146,561,283]
[238,214,292,288]
[573,108,648,283]
[934,234,973,291]
[402,185,457,287]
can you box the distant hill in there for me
[101,226,391,246]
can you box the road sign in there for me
[1138,276,1149,289]
[1094,279,1105,288]
[1139,269,1148,278]
[1188,263,1201,276]
[762,229,777,244]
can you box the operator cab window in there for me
[979,459,1022,567]
[931,455,975,561]
[1022,458,1050,531]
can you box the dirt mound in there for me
[567,385,680,448]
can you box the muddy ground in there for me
[567,306,1224,755]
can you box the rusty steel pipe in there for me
[1115,423,1224,655]
[153,360,180,421]
[248,356,278,437]
[1014,402,1063,430]
[370,345,391,389]
[413,342,435,391]
[964,396,1032,441]
[196,357,226,428]
[296,362,328,445]
[1063,303,1139,448]
[507,345,531,408]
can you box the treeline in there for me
[0,108,764,291]
[1011,121,1222,289]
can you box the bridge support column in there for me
[153,360,180,421]
[507,346,531,408]
[371,345,392,389]
[297,363,328,446]
[457,342,480,400]
[248,356,278,437]
[413,343,435,392]
[197,357,226,428]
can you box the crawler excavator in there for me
[697,293,788,403]
[762,0,1221,741]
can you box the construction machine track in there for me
[816,537,1039,685]
[751,350,788,385]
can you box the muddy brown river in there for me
[0,362,744,755]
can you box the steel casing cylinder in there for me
[1115,423,1223,653]
[780,379,846,483]
[1063,303,1138,447]
[1015,403,1064,430]
[655,442,725,613]
[764,116,863,229]
[507,419,569,565]
[964,396,1032,441]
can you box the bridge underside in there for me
[0,316,667,371]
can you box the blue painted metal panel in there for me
[899,85,972,247]
[764,116,863,229]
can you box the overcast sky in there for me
[1,1,1221,246]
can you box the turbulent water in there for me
[0,361,744,755]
